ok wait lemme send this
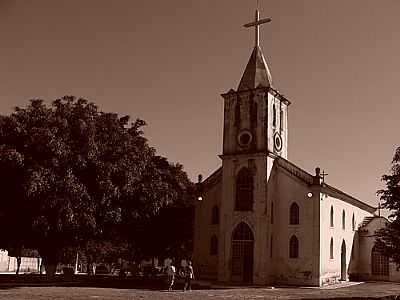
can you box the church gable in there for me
[200,167,222,193]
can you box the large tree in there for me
[0,96,194,275]
[375,146,400,266]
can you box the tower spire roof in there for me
[237,8,272,91]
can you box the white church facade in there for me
[193,9,399,286]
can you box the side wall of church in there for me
[193,178,222,280]
[319,194,372,285]
[270,166,320,286]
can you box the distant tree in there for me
[375,146,400,267]
[0,96,194,277]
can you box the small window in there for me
[289,235,299,258]
[342,210,346,230]
[330,206,334,227]
[289,202,299,225]
[210,235,218,255]
[211,205,219,225]
[352,213,355,231]
[279,107,283,130]
[330,237,334,259]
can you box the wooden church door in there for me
[231,222,254,283]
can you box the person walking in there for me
[183,261,194,291]
[166,264,176,291]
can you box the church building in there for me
[193,9,400,286]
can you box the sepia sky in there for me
[1,0,400,208]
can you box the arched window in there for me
[233,222,254,241]
[270,236,273,258]
[250,100,258,123]
[234,100,241,126]
[211,205,219,225]
[371,245,389,276]
[342,210,346,230]
[210,235,218,255]
[289,235,299,258]
[289,202,300,225]
[352,213,355,231]
[330,237,334,259]
[271,202,274,224]
[273,104,277,127]
[235,168,253,211]
[330,206,334,227]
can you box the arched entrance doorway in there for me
[231,222,254,283]
[341,240,346,280]
[371,245,389,278]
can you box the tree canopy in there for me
[0,96,195,273]
[375,146,400,266]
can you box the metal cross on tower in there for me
[320,170,328,183]
[243,3,271,47]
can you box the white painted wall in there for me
[270,166,319,286]
[319,193,373,285]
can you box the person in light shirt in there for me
[166,264,176,291]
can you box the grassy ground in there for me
[0,275,400,299]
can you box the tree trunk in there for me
[16,257,21,275]
[44,263,57,279]
[91,262,97,276]
[74,251,79,274]
[86,255,96,276]
[39,258,44,275]
[39,248,59,279]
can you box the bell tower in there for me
[217,7,291,284]
[221,9,290,159]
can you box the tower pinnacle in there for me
[238,8,273,91]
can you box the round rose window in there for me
[274,132,283,152]
[237,130,252,147]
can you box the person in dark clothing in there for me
[183,261,194,291]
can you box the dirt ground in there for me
[1,281,400,300]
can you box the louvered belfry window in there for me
[235,168,253,211]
